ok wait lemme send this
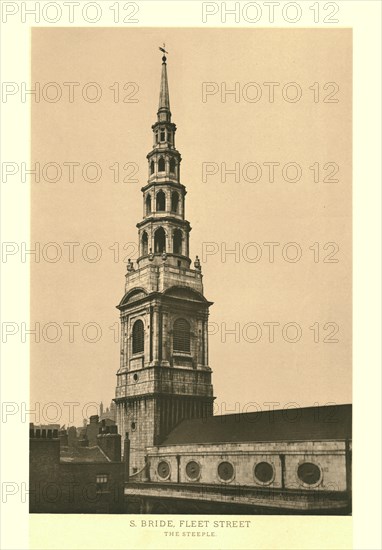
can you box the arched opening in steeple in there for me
[169,157,176,174]
[171,191,179,213]
[145,195,152,215]
[158,157,165,172]
[150,161,155,175]
[156,190,166,211]
[173,229,183,254]
[132,319,144,354]
[141,231,148,255]
[154,227,166,253]
[173,318,191,353]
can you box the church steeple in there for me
[137,52,190,270]
[114,50,214,473]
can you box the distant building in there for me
[99,401,117,423]
[29,424,129,513]
[67,425,78,447]
[33,424,60,431]
[83,415,116,447]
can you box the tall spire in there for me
[158,52,171,122]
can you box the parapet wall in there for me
[147,439,351,492]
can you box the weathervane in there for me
[159,43,168,62]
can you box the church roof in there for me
[161,404,352,446]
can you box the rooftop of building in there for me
[161,404,352,446]
[60,446,111,463]
[89,415,116,425]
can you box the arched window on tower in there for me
[158,157,165,172]
[156,190,166,211]
[173,229,182,255]
[141,231,148,256]
[173,318,190,353]
[171,191,179,213]
[169,158,176,174]
[154,227,166,253]
[145,195,152,215]
[150,161,155,175]
[132,320,144,354]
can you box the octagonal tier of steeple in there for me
[135,53,192,271]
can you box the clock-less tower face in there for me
[114,54,214,473]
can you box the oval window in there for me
[297,462,321,485]
[157,461,170,480]
[186,461,200,480]
[218,461,234,481]
[254,461,274,484]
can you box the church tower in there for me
[114,52,214,473]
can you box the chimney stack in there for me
[97,430,121,462]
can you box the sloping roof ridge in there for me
[161,403,352,446]
[211,402,352,421]
[96,445,112,462]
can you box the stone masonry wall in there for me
[147,440,351,492]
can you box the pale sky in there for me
[31,28,352,426]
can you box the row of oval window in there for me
[157,460,322,486]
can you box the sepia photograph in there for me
[28,27,352,516]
